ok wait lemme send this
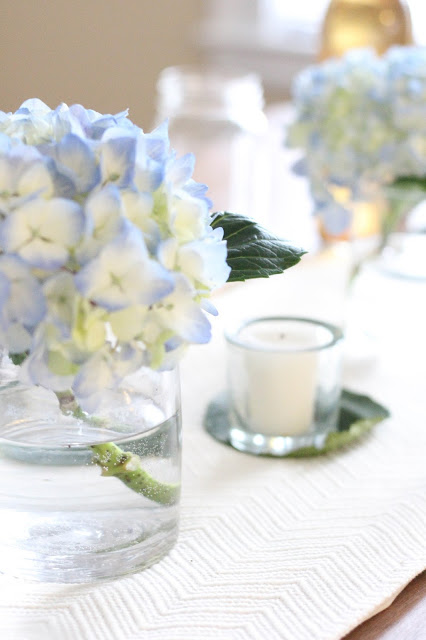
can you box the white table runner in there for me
[1,256,425,640]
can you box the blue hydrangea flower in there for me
[0,99,231,409]
[288,46,426,234]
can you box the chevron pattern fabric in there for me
[1,259,425,640]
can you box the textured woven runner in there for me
[1,256,425,640]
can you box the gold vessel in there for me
[319,0,412,61]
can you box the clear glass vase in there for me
[155,65,268,221]
[0,355,181,583]
[378,185,426,280]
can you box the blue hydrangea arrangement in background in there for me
[0,99,303,413]
[287,46,426,236]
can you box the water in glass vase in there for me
[0,363,181,583]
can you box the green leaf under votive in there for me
[204,389,390,458]
[286,390,390,458]
[211,212,306,282]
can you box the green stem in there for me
[57,392,180,506]
[91,442,180,505]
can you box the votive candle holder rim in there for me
[225,316,344,353]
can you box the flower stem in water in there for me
[91,442,180,505]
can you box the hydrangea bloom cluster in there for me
[0,99,230,410]
[288,46,426,234]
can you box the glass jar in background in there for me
[319,0,412,61]
[156,66,269,222]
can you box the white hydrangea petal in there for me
[178,237,230,289]
[0,321,32,352]
[158,238,178,270]
[19,99,51,115]
[171,193,210,243]
[19,238,70,270]
[86,184,123,240]
[51,104,86,141]
[0,156,15,193]
[154,274,211,343]
[43,272,77,330]
[121,189,153,228]
[18,160,54,199]
[75,228,174,310]
[1,198,84,269]
[108,305,147,341]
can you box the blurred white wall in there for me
[0,0,202,130]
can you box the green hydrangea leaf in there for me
[211,212,306,282]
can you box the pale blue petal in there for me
[90,110,132,139]
[145,121,169,162]
[101,136,136,187]
[184,180,213,209]
[175,303,211,343]
[200,298,218,316]
[0,271,10,306]
[72,350,114,399]
[134,158,164,192]
[72,345,145,411]
[168,153,195,187]
[24,342,74,392]
[40,156,76,198]
[0,255,46,326]
[158,274,211,343]
[51,105,86,140]
[0,133,12,154]
[56,133,100,193]
[317,201,352,235]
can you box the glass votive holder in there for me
[225,317,344,455]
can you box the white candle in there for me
[230,319,334,437]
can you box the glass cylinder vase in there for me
[155,65,268,222]
[376,184,426,280]
[0,355,181,583]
